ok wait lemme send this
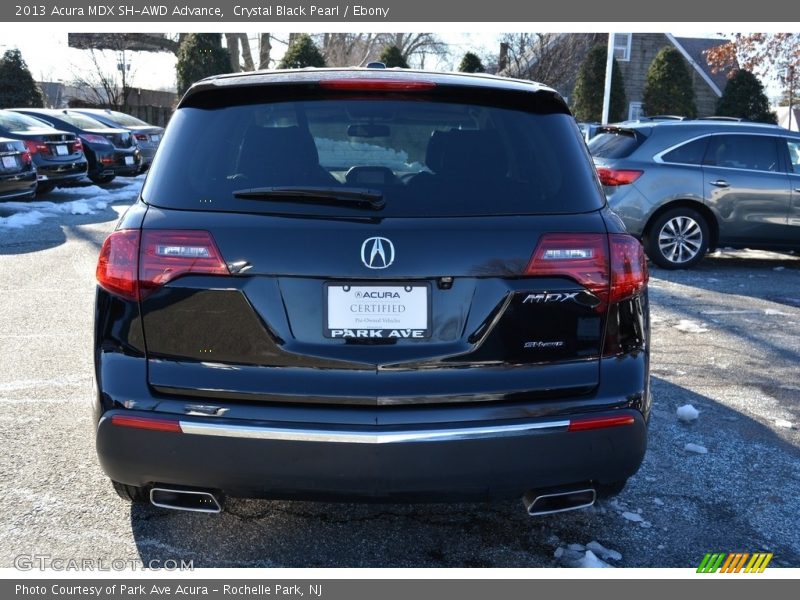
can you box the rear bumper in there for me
[36,160,87,183]
[0,171,37,199]
[97,407,647,501]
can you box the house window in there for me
[613,33,632,61]
[628,102,644,121]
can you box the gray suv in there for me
[588,121,800,269]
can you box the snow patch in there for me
[684,443,708,454]
[677,404,700,423]
[586,541,622,561]
[621,511,644,522]
[774,419,794,429]
[674,319,709,333]
[653,498,664,506]
[574,550,613,568]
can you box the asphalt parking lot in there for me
[1,181,798,569]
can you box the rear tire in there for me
[111,480,149,504]
[644,207,709,269]
[35,182,55,196]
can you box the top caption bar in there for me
[1,1,793,22]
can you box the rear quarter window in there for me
[660,136,709,165]
[141,95,605,218]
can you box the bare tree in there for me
[382,33,448,67]
[313,33,382,67]
[498,33,604,92]
[225,34,241,72]
[258,34,272,69]
[70,47,135,110]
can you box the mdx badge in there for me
[361,237,395,269]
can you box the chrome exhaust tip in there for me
[522,487,596,517]
[149,487,222,514]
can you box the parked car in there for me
[72,108,163,172]
[12,109,141,185]
[94,68,650,516]
[0,110,87,195]
[0,137,37,200]
[589,121,800,269]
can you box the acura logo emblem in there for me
[361,237,395,269]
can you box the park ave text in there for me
[21,4,391,18]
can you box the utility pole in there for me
[602,34,614,124]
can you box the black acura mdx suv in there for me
[94,69,650,516]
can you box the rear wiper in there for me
[233,186,385,210]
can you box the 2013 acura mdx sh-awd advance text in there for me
[94,68,650,516]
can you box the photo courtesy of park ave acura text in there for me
[0,17,798,572]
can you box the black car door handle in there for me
[709,180,730,188]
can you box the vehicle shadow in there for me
[0,178,141,256]
[126,377,800,568]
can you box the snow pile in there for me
[673,319,709,333]
[621,511,644,522]
[0,178,141,230]
[554,541,620,568]
[653,497,664,506]
[774,419,794,429]
[676,404,700,422]
[684,443,708,454]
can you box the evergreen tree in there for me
[571,44,627,123]
[0,49,44,108]
[458,52,485,73]
[643,47,697,118]
[716,69,777,123]
[378,46,409,69]
[278,34,326,69]
[176,33,230,97]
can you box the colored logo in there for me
[697,552,773,573]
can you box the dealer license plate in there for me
[325,284,430,339]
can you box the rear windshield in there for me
[142,99,604,217]
[54,112,111,130]
[0,111,51,132]
[103,111,149,127]
[587,129,643,159]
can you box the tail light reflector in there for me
[72,138,83,152]
[320,79,436,92]
[596,168,643,186]
[568,415,635,431]
[134,133,149,141]
[21,151,32,166]
[96,229,229,301]
[111,415,182,433]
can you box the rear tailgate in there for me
[140,208,608,406]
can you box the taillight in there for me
[96,230,140,301]
[72,138,83,152]
[525,233,610,306]
[319,79,436,92]
[24,140,49,155]
[21,151,32,166]
[96,229,229,301]
[134,133,149,142]
[525,233,648,309]
[596,168,643,186]
[609,234,648,304]
[139,230,229,297]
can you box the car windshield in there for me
[142,99,603,218]
[0,111,52,132]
